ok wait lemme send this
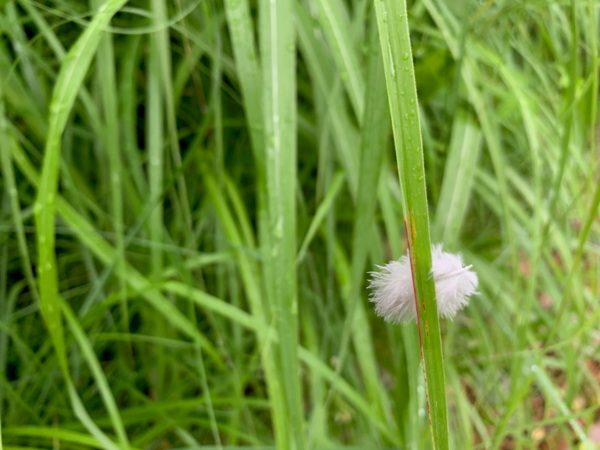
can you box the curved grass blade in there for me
[34,0,128,372]
[30,0,129,443]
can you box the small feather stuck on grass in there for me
[368,244,478,323]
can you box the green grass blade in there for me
[93,0,130,347]
[33,0,128,385]
[295,1,360,193]
[152,0,194,246]
[1,427,128,450]
[147,9,165,279]
[119,35,147,199]
[223,0,264,159]
[373,1,449,448]
[0,95,39,304]
[346,14,396,438]
[60,299,129,448]
[296,171,344,264]
[312,0,365,120]
[432,111,482,247]
[259,0,305,446]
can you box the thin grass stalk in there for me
[174,0,207,113]
[373,1,449,448]
[152,0,194,247]
[194,345,222,447]
[541,0,578,245]
[60,299,129,447]
[296,171,344,263]
[146,8,167,400]
[119,35,147,199]
[223,0,264,161]
[147,9,165,280]
[0,98,39,304]
[348,13,395,437]
[93,0,130,355]
[432,112,481,248]
[587,0,598,194]
[312,0,365,121]
[4,2,45,109]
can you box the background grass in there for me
[0,0,600,449]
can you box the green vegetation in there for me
[0,0,599,449]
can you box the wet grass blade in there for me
[259,0,305,444]
[373,1,449,448]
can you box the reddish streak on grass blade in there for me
[404,218,422,344]
[404,216,436,447]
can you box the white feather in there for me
[368,244,478,323]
